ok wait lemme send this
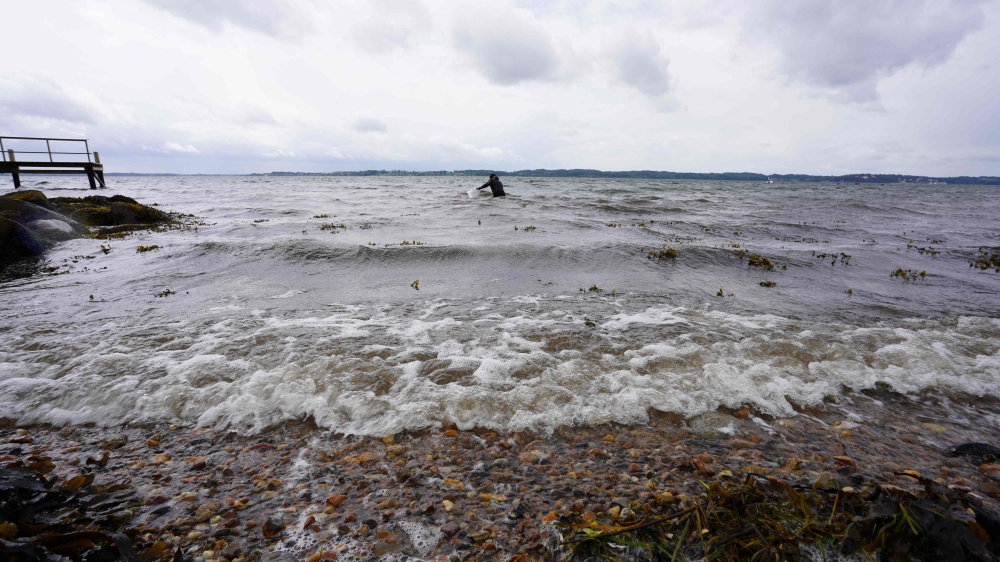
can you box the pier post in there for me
[8,149,19,189]
[94,152,106,187]
[86,167,97,190]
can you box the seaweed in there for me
[135,245,159,253]
[648,247,678,260]
[0,444,149,561]
[891,268,926,281]
[814,252,852,265]
[759,281,776,288]
[970,247,1000,272]
[556,472,1000,561]
[907,241,941,256]
[319,223,346,231]
[747,254,774,270]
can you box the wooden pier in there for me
[0,136,105,189]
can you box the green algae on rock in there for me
[49,194,170,228]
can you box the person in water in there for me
[478,173,506,197]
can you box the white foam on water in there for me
[270,290,305,299]
[2,297,1000,435]
[32,219,75,233]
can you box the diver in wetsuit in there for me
[478,174,506,197]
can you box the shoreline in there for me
[4,394,1000,561]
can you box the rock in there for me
[441,521,461,538]
[97,434,128,449]
[0,197,85,236]
[0,215,45,265]
[3,189,52,209]
[49,194,169,227]
[204,452,229,466]
[921,423,948,434]
[979,481,1000,497]
[261,518,285,539]
[372,541,399,556]
[442,478,465,491]
[948,443,1000,461]
[325,494,347,507]
[978,464,1000,478]
[693,453,715,475]
[195,502,219,523]
[262,552,298,562]
[689,412,743,437]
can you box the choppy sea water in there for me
[1,176,999,435]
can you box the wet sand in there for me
[4,391,1000,561]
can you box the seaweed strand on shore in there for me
[556,470,1000,561]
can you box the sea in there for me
[1,175,999,436]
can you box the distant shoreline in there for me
[8,170,998,185]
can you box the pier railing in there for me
[0,136,105,189]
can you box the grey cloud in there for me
[0,75,106,125]
[140,0,317,39]
[352,117,388,133]
[751,0,988,100]
[453,6,559,85]
[352,0,431,54]
[237,106,281,126]
[610,31,671,98]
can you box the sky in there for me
[2,0,999,176]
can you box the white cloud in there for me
[608,29,671,98]
[351,0,431,54]
[0,0,997,176]
[163,141,199,153]
[0,75,108,125]
[352,117,388,134]
[452,5,560,85]
[748,0,989,101]
[139,0,320,39]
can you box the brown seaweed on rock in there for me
[49,195,171,228]
[557,472,1000,562]
[0,451,148,561]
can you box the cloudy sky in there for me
[2,0,998,175]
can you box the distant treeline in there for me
[268,169,1000,185]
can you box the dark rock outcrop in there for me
[0,196,84,231]
[1,191,173,271]
[49,195,169,227]
[1,189,52,209]
[0,216,46,265]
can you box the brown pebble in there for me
[979,464,1000,477]
[325,494,347,507]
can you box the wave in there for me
[2,297,997,436]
